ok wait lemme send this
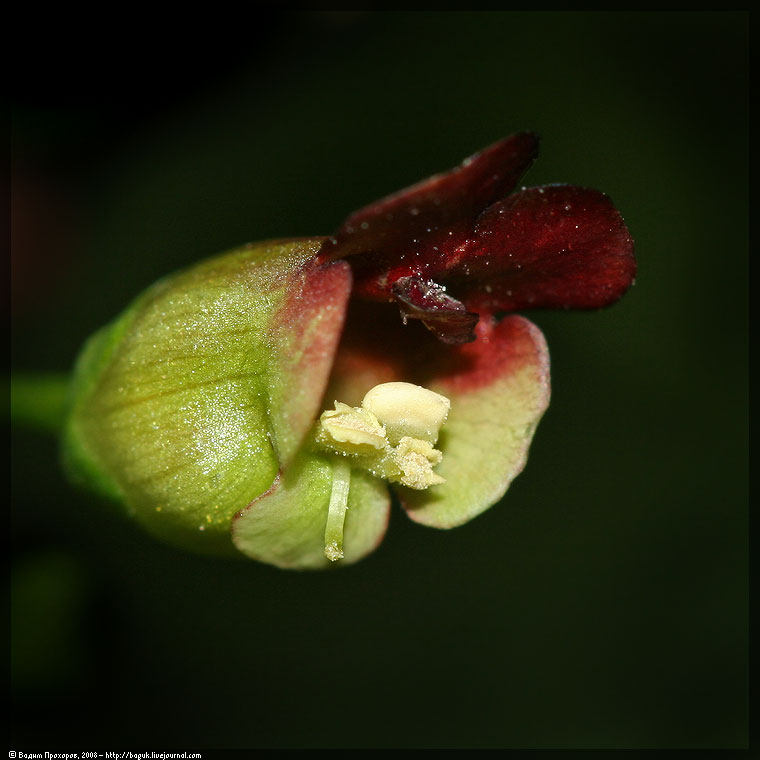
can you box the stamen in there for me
[318,382,451,561]
[324,457,351,561]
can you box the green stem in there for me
[324,457,351,562]
[9,372,70,435]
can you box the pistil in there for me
[324,457,351,561]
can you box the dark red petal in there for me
[392,275,478,344]
[451,185,636,312]
[317,133,539,300]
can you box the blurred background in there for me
[10,11,748,749]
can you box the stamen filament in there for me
[324,457,351,561]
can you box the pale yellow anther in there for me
[361,382,450,445]
[394,436,445,490]
[317,382,449,491]
[316,381,451,561]
[319,402,387,452]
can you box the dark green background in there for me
[11,12,748,749]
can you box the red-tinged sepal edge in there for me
[318,133,634,344]
[267,256,354,466]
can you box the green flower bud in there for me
[63,239,352,557]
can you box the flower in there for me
[62,133,635,569]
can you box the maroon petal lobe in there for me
[452,185,636,312]
[392,275,479,344]
[318,133,539,300]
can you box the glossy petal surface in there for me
[455,185,636,312]
[232,450,391,570]
[319,133,539,300]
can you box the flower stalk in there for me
[10,372,70,435]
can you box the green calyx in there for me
[63,239,351,557]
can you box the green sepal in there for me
[62,239,352,557]
[62,324,131,508]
